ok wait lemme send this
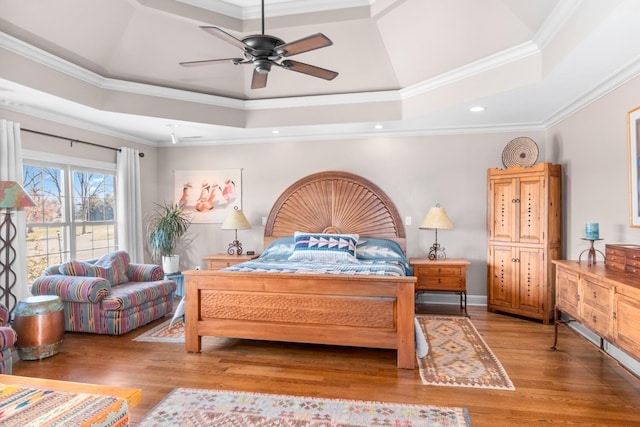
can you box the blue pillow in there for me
[288,232,359,262]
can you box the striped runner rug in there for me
[416,315,515,390]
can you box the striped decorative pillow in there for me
[59,260,109,279]
[288,232,359,262]
[95,251,130,285]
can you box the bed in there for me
[183,171,417,369]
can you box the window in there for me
[23,154,117,283]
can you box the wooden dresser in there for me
[552,260,640,363]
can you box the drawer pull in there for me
[593,291,597,298]
[592,315,597,323]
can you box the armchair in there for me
[0,302,17,374]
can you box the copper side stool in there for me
[13,295,65,360]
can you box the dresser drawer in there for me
[606,247,626,258]
[415,266,462,277]
[581,277,610,313]
[581,304,611,337]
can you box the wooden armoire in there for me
[487,163,562,323]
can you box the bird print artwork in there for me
[174,170,242,223]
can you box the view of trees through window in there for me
[23,163,118,283]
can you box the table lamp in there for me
[0,181,36,315]
[221,206,251,255]
[419,203,453,260]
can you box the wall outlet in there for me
[405,216,412,226]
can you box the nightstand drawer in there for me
[204,254,259,271]
[208,260,236,270]
[416,276,463,291]
[415,266,462,277]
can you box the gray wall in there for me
[548,74,640,258]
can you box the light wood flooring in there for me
[11,304,640,426]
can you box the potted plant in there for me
[145,202,192,274]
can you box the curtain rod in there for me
[21,128,145,157]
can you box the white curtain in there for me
[0,120,29,312]
[116,147,144,263]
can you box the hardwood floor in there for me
[11,304,640,426]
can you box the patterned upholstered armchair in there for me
[31,251,176,335]
[0,302,18,374]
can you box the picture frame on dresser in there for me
[627,106,640,227]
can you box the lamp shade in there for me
[221,208,251,230]
[0,181,35,208]
[419,205,453,230]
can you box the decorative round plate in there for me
[502,137,539,167]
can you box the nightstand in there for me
[409,258,471,316]
[203,253,259,270]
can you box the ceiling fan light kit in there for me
[180,0,338,89]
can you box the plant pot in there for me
[162,255,180,275]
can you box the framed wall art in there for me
[628,107,640,227]
[174,169,242,223]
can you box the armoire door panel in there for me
[489,178,517,242]
[518,177,544,244]
[515,247,544,313]
[488,245,515,308]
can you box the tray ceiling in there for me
[1,0,639,145]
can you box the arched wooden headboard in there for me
[264,171,407,253]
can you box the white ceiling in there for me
[1,0,640,146]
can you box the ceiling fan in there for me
[179,0,338,89]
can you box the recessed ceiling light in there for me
[469,106,486,112]
[272,129,280,134]
[374,124,383,130]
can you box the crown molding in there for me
[176,0,373,19]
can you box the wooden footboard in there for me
[183,270,416,369]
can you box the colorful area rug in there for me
[138,388,471,426]
[133,318,185,343]
[0,383,129,426]
[416,315,515,390]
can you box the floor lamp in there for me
[0,181,36,317]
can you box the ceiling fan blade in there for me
[200,26,247,50]
[251,69,268,89]
[281,60,338,81]
[180,58,244,67]
[276,33,333,57]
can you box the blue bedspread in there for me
[222,237,412,277]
